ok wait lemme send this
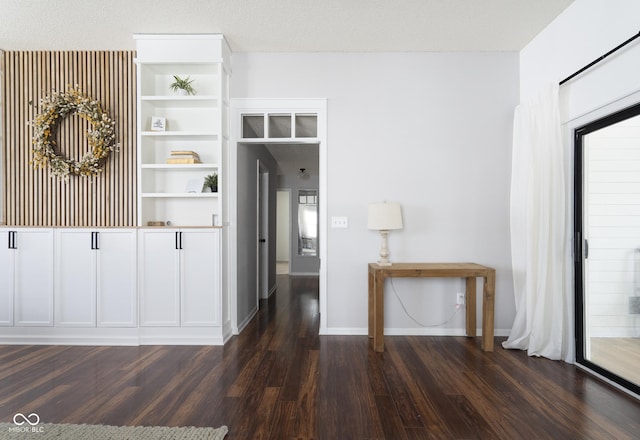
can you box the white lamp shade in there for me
[368,202,403,230]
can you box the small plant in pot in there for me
[169,75,196,96]
[204,173,218,192]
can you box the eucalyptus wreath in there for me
[31,87,118,179]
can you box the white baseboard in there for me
[138,327,225,345]
[236,307,258,334]
[0,326,227,346]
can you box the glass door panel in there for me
[576,105,640,395]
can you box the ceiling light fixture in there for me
[298,168,310,179]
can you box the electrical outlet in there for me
[456,293,465,306]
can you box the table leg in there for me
[482,270,496,351]
[373,270,385,352]
[368,268,374,339]
[465,277,476,337]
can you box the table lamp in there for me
[368,202,403,266]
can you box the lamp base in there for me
[377,230,393,266]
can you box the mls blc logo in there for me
[10,413,43,433]
[13,413,40,426]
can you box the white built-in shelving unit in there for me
[135,34,230,227]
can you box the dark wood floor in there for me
[1,275,639,439]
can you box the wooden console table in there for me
[368,263,496,352]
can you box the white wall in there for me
[0,51,3,225]
[232,52,518,334]
[520,0,640,344]
[520,0,640,116]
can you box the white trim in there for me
[0,326,230,346]
[229,98,328,336]
[563,88,640,128]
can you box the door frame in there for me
[229,98,328,335]
[573,99,640,397]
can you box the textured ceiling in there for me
[0,0,574,176]
[0,0,573,52]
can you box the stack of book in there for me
[166,150,201,164]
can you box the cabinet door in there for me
[14,229,54,326]
[139,230,180,326]
[55,229,96,326]
[181,229,220,326]
[96,230,137,327]
[0,230,15,326]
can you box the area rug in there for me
[0,423,228,439]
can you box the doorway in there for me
[229,99,328,335]
[575,102,640,396]
[276,189,291,274]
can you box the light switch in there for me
[331,216,348,228]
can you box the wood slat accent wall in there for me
[1,51,136,227]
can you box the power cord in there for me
[389,278,461,327]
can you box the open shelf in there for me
[136,36,229,227]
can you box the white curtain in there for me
[502,83,569,360]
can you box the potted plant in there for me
[169,75,196,96]
[204,173,218,192]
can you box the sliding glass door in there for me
[575,103,640,396]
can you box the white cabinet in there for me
[139,228,221,327]
[1,225,225,344]
[96,231,137,327]
[135,34,230,227]
[0,229,15,326]
[0,228,54,326]
[181,229,221,326]
[55,229,137,327]
[138,229,180,326]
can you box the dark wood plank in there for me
[1,274,639,439]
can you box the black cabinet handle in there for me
[8,231,17,249]
[174,231,184,250]
[90,232,100,250]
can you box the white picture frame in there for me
[185,177,205,194]
[150,116,166,131]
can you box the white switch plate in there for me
[331,216,348,228]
